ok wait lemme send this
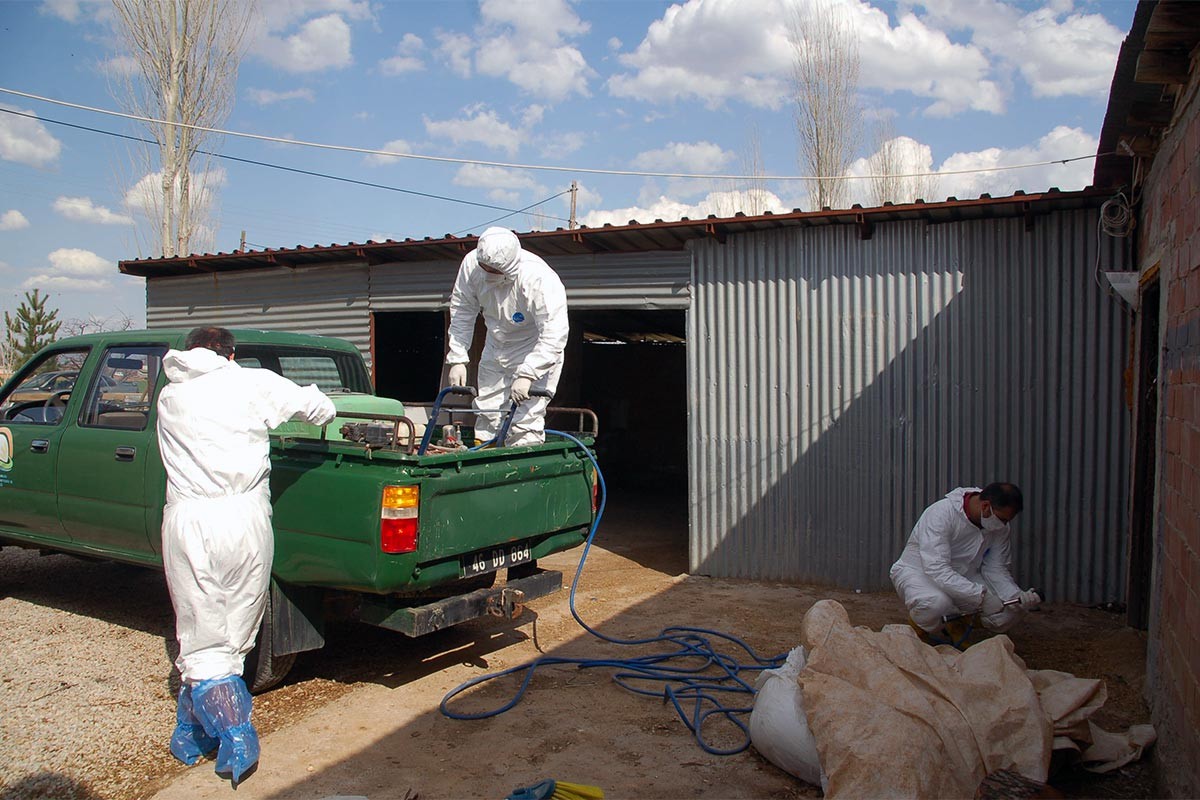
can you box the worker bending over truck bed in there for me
[445,226,569,446]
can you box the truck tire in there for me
[244,588,296,693]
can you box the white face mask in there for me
[981,505,1007,532]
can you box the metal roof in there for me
[119,187,1112,278]
[1094,0,1200,189]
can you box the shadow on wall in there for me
[694,216,1131,604]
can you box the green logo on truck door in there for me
[0,427,12,472]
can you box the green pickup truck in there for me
[0,329,597,690]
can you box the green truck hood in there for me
[272,393,406,442]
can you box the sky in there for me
[0,0,1135,329]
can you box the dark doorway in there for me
[370,307,690,570]
[372,311,446,402]
[1128,278,1160,630]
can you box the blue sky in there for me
[0,0,1135,329]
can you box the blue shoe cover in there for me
[170,685,219,765]
[192,676,260,783]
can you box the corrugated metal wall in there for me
[145,263,372,359]
[688,208,1132,603]
[369,251,692,310]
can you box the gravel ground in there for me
[0,547,356,800]
[0,493,1161,799]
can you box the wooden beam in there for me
[855,213,873,241]
[1127,100,1174,128]
[1135,49,1191,84]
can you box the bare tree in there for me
[788,0,862,211]
[111,0,254,257]
[61,313,137,338]
[867,118,940,206]
[711,125,770,217]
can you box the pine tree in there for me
[4,289,62,372]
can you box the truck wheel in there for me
[244,588,297,693]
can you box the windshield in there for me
[234,345,372,394]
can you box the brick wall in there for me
[1141,66,1200,799]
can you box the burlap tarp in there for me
[795,600,1155,799]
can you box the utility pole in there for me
[569,180,578,230]
[240,230,246,252]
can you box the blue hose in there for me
[440,429,785,755]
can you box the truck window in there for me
[79,345,168,431]
[0,349,91,425]
[234,346,370,393]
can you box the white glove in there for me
[1017,589,1041,610]
[510,376,533,403]
[447,363,467,387]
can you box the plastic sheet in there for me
[169,685,218,765]
[191,676,260,783]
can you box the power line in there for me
[1,86,1105,182]
[0,107,572,224]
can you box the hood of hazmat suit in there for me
[889,487,1024,631]
[157,346,336,684]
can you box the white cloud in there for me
[443,0,594,101]
[38,0,106,23]
[22,247,115,292]
[933,125,1098,198]
[256,0,374,31]
[364,139,414,167]
[0,210,30,231]
[608,0,792,109]
[436,31,475,78]
[907,0,1123,98]
[539,131,587,160]
[607,0,1004,115]
[47,248,112,276]
[22,274,110,292]
[260,13,353,73]
[579,188,790,228]
[379,33,425,76]
[99,55,139,79]
[452,164,545,194]
[123,168,227,224]
[423,107,529,157]
[631,141,734,174]
[53,196,134,226]
[246,87,316,105]
[0,104,63,168]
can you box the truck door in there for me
[0,347,92,544]
[57,344,167,562]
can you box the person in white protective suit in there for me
[445,226,569,446]
[889,482,1041,643]
[156,326,335,784]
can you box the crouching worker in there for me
[889,482,1041,647]
[156,327,335,783]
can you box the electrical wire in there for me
[0,106,573,226]
[2,86,1107,183]
[1093,191,1135,306]
[440,429,786,756]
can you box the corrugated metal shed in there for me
[688,208,1130,600]
[128,189,1132,601]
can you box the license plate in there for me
[463,541,533,577]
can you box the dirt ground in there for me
[1,489,1160,800]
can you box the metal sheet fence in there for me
[688,208,1131,603]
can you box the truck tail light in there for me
[381,485,419,554]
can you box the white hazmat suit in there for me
[889,487,1024,633]
[447,227,568,446]
[157,347,335,683]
